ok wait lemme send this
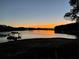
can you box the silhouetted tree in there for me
[64,0,79,23]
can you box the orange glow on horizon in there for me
[14,22,66,28]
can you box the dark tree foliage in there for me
[69,0,77,6]
[64,0,79,23]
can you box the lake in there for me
[0,30,77,43]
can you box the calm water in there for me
[0,30,77,43]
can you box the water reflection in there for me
[32,30,55,36]
[0,30,77,43]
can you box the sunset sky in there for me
[0,0,71,28]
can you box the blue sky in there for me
[0,0,70,26]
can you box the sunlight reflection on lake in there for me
[0,30,77,43]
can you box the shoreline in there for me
[0,37,78,59]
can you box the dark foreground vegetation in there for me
[0,37,78,59]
